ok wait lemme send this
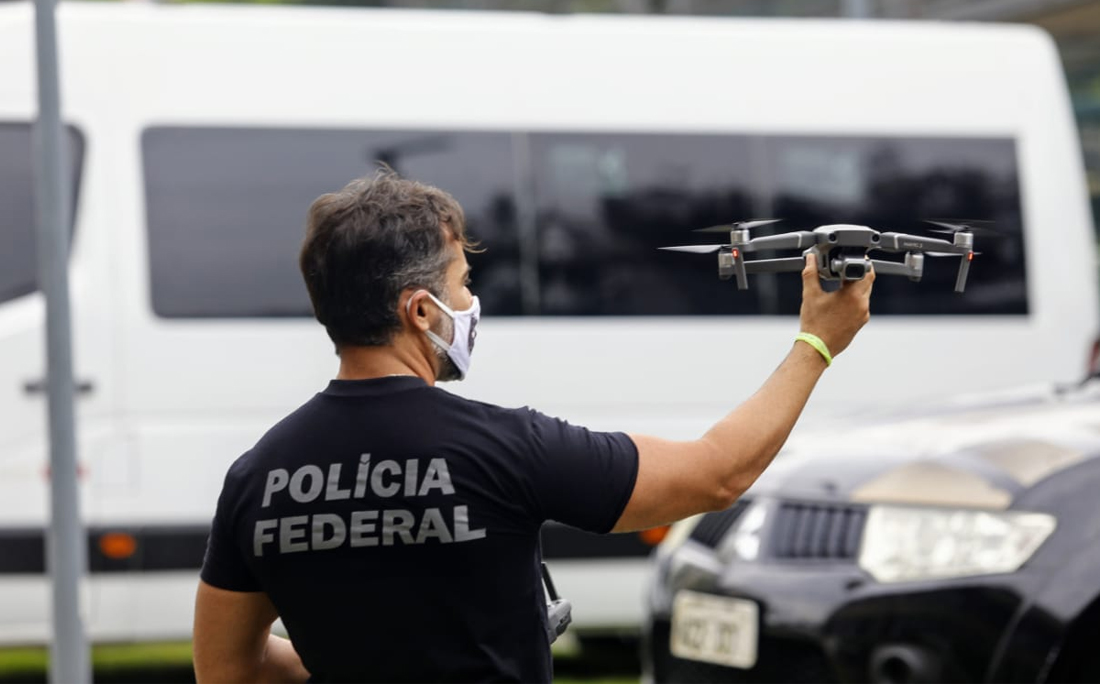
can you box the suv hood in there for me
[749,381,1100,509]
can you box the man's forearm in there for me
[700,341,827,500]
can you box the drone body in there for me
[660,220,981,293]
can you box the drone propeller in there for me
[924,219,1001,237]
[918,221,990,292]
[658,244,726,254]
[925,251,982,257]
[693,218,783,234]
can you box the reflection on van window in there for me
[528,133,756,316]
[143,127,1025,318]
[0,123,84,305]
[143,127,519,318]
[765,136,1026,315]
[531,133,1025,316]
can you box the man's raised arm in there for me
[613,254,873,532]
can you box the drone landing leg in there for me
[955,255,972,293]
[733,250,748,290]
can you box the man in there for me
[193,171,873,683]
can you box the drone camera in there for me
[831,256,871,281]
[844,262,866,280]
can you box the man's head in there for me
[299,170,476,380]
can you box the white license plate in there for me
[669,590,759,669]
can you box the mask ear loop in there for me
[405,289,453,351]
[404,289,425,318]
[405,289,456,317]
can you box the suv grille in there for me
[688,498,751,549]
[771,501,866,560]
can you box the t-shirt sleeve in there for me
[521,409,639,534]
[200,459,262,592]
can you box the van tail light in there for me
[1090,337,1100,377]
[98,532,137,560]
[639,525,671,546]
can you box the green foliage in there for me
[0,642,194,682]
[0,642,639,683]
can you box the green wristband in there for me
[796,332,833,367]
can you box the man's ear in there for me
[403,290,433,333]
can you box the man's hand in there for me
[798,252,874,358]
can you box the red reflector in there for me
[639,525,671,546]
[99,533,137,560]
[967,252,974,261]
[732,249,740,258]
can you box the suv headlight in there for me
[725,501,768,562]
[858,505,1056,583]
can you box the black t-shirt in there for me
[201,377,639,683]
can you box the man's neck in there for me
[336,342,436,386]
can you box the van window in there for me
[142,127,520,318]
[143,127,1026,318]
[528,132,758,316]
[763,135,1026,316]
[0,123,84,305]
[529,133,1026,316]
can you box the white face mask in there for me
[408,291,480,380]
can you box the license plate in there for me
[670,591,759,669]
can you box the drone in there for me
[659,219,989,293]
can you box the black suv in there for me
[643,379,1100,683]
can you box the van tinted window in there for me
[143,127,519,318]
[529,133,1026,316]
[528,132,757,315]
[0,123,84,304]
[762,135,1025,315]
[143,127,1025,318]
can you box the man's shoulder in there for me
[227,393,330,476]
[233,388,555,476]
[255,392,328,444]
[430,387,543,428]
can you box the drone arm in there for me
[877,232,961,254]
[743,257,806,275]
[745,232,817,253]
[868,259,915,278]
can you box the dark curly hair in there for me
[299,169,474,350]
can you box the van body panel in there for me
[0,3,1095,642]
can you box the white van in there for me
[0,3,1096,644]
